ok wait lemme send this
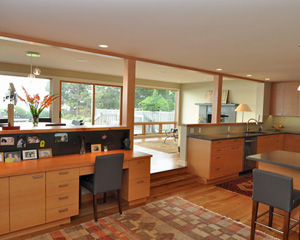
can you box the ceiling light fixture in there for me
[98,44,108,48]
[26,51,41,78]
[265,78,270,81]
[246,74,252,77]
[76,59,88,63]
[216,68,222,71]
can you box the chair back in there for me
[93,153,124,195]
[253,169,293,212]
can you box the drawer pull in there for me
[216,149,221,152]
[59,171,69,175]
[137,160,145,163]
[58,208,69,213]
[216,157,221,159]
[32,175,43,179]
[59,184,69,188]
[137,180,144,184]
[216,168,220,171]
[59,196,69,200]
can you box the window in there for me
[61,81,122,126]
[0,75,51,122]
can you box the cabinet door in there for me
[257,136,273,153]
[270,83,285,115]
[283,82,299,116]
[0,178,9,235]
[10,173,45,232]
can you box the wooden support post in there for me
[7,104,14,126]
[122,59,136,149]
[212,75,223,124]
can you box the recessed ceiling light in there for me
[216,68,222,71]
[76,59,88,63]
[98,44,108,48]
[265,78,270,81]
[246,74,252,77]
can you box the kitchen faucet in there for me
[246,118,258,132]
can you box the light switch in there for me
[190,128,194,134]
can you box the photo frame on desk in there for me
[91,144,101,153]
[0,152,3,162]
[4,151,21,162]
[22,149,38,160]
[38,148,52,158]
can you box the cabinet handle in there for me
[32,175,43,179]
[59,171,69,175]
[59,196,69,200]
[59,184,69,188]
[137,180,144,184]
[137,160,144,163]
[216,149,221,152]
[216,157,221,159]
[58,208,68,213]
[216,168,220,171]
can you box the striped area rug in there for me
[28,196,276,240]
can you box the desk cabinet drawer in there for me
[46,203,78,223]
[128,177,150,201]
[211,138,243,148]
[46,179,79,197]
[129,158,150,180]
[47,168,79,183]
[46,191,78,210]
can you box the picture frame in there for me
[17,135,27,148]
[0,152,3,162]
[38,148,52,158]
[4,151,21,162]
[91,144,101,153]
[54,133,68,143]
[22,149,38,160]
[0,137,15,146]
[27,135,40,144]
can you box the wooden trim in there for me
[0,32,264,83]
[212,75,223,124]
[134,121,176,125]
[59,81,62,123]
[181,122,263,127]
[92,85,95,125]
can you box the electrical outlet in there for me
[228,126,230,132]
[190,128,194,134]
[198,128,201,133]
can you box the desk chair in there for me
[250,169,300,240]
[80,153,124,222]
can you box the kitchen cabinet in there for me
[270,82,300,116]
[257,134,284,153]
[187,138,244,183]
[0,178,9,235]
[10,173,45,232]
[284,134,300,152]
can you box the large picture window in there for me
[0,75,51,122]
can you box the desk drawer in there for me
[129,158,150,180]
[211,138,243,148]
[79,161,130,176]
[47,168,79,183]
[46,203,78,223]
[46,191,78,210]
[46,179,79,197]
[128,177,150,201]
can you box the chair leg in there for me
[250,201,259,240]
[79,185,82,209]
[268,206,274,227]
[283,211,290,240]
[118,189,122,214]
[93,194,98,222]
[103,192,106,203]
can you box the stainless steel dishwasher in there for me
[243,136,257,172]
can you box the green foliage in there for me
[95,86,120,109]
[138,90,170,111]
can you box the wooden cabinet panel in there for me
[270,82,285,115]
[46,168,79,183]
[46,203,78,223]
[46,179,79,197]
[284,134,300,152]
[257,135,284,153]
[127,177,150,201]
[129,158,150,180]
[46,191,78,210]
[283,82,299,116]
[10,173,45,232]
[0,178,9,235]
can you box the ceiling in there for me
[1,0,300,82]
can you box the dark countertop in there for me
[246,150,300,170]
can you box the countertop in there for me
[246,150,300,170]
[188,130,300,141]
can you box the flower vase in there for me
[80,138,86,154]
[32,115,39,127]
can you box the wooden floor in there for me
[15,169,299,240]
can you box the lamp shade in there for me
[297,85,300,91]
[235,104,252,112]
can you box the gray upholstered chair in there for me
[251,169,300,240]
[80,153,124,222]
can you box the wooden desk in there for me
[0,150,152,239]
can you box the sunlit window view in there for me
[0,75,51,121]
[134,88,177,134]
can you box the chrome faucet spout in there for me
[246,118,259,132]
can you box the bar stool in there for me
[250,169,300,240]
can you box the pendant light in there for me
[26,51,41,78]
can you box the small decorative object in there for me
[91,144,101,153]
[54,133,68,143]
[0,152,3,162]
[17,86,59,127]
[80,136,86,154]
[123,138,131,150]
[27,135,40,144]
[3,83,17,127]
[22,149,38,160]
[103,146,108,152]
[102,134,107,140]
[38,148,52,158]
[40,140,45,148]
[4,151,21,162]
[273,125,284,131]
[0,137,15,146]
[17,136,27,148]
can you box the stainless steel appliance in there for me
[243,136,257,172]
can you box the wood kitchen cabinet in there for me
[284,134,300,152]
[256,134,284,153]
[270,82,300,116]
[187,137,244,183]
[0,178,9,235]
[10,173,45,232]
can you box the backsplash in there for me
[268,116,300,131]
